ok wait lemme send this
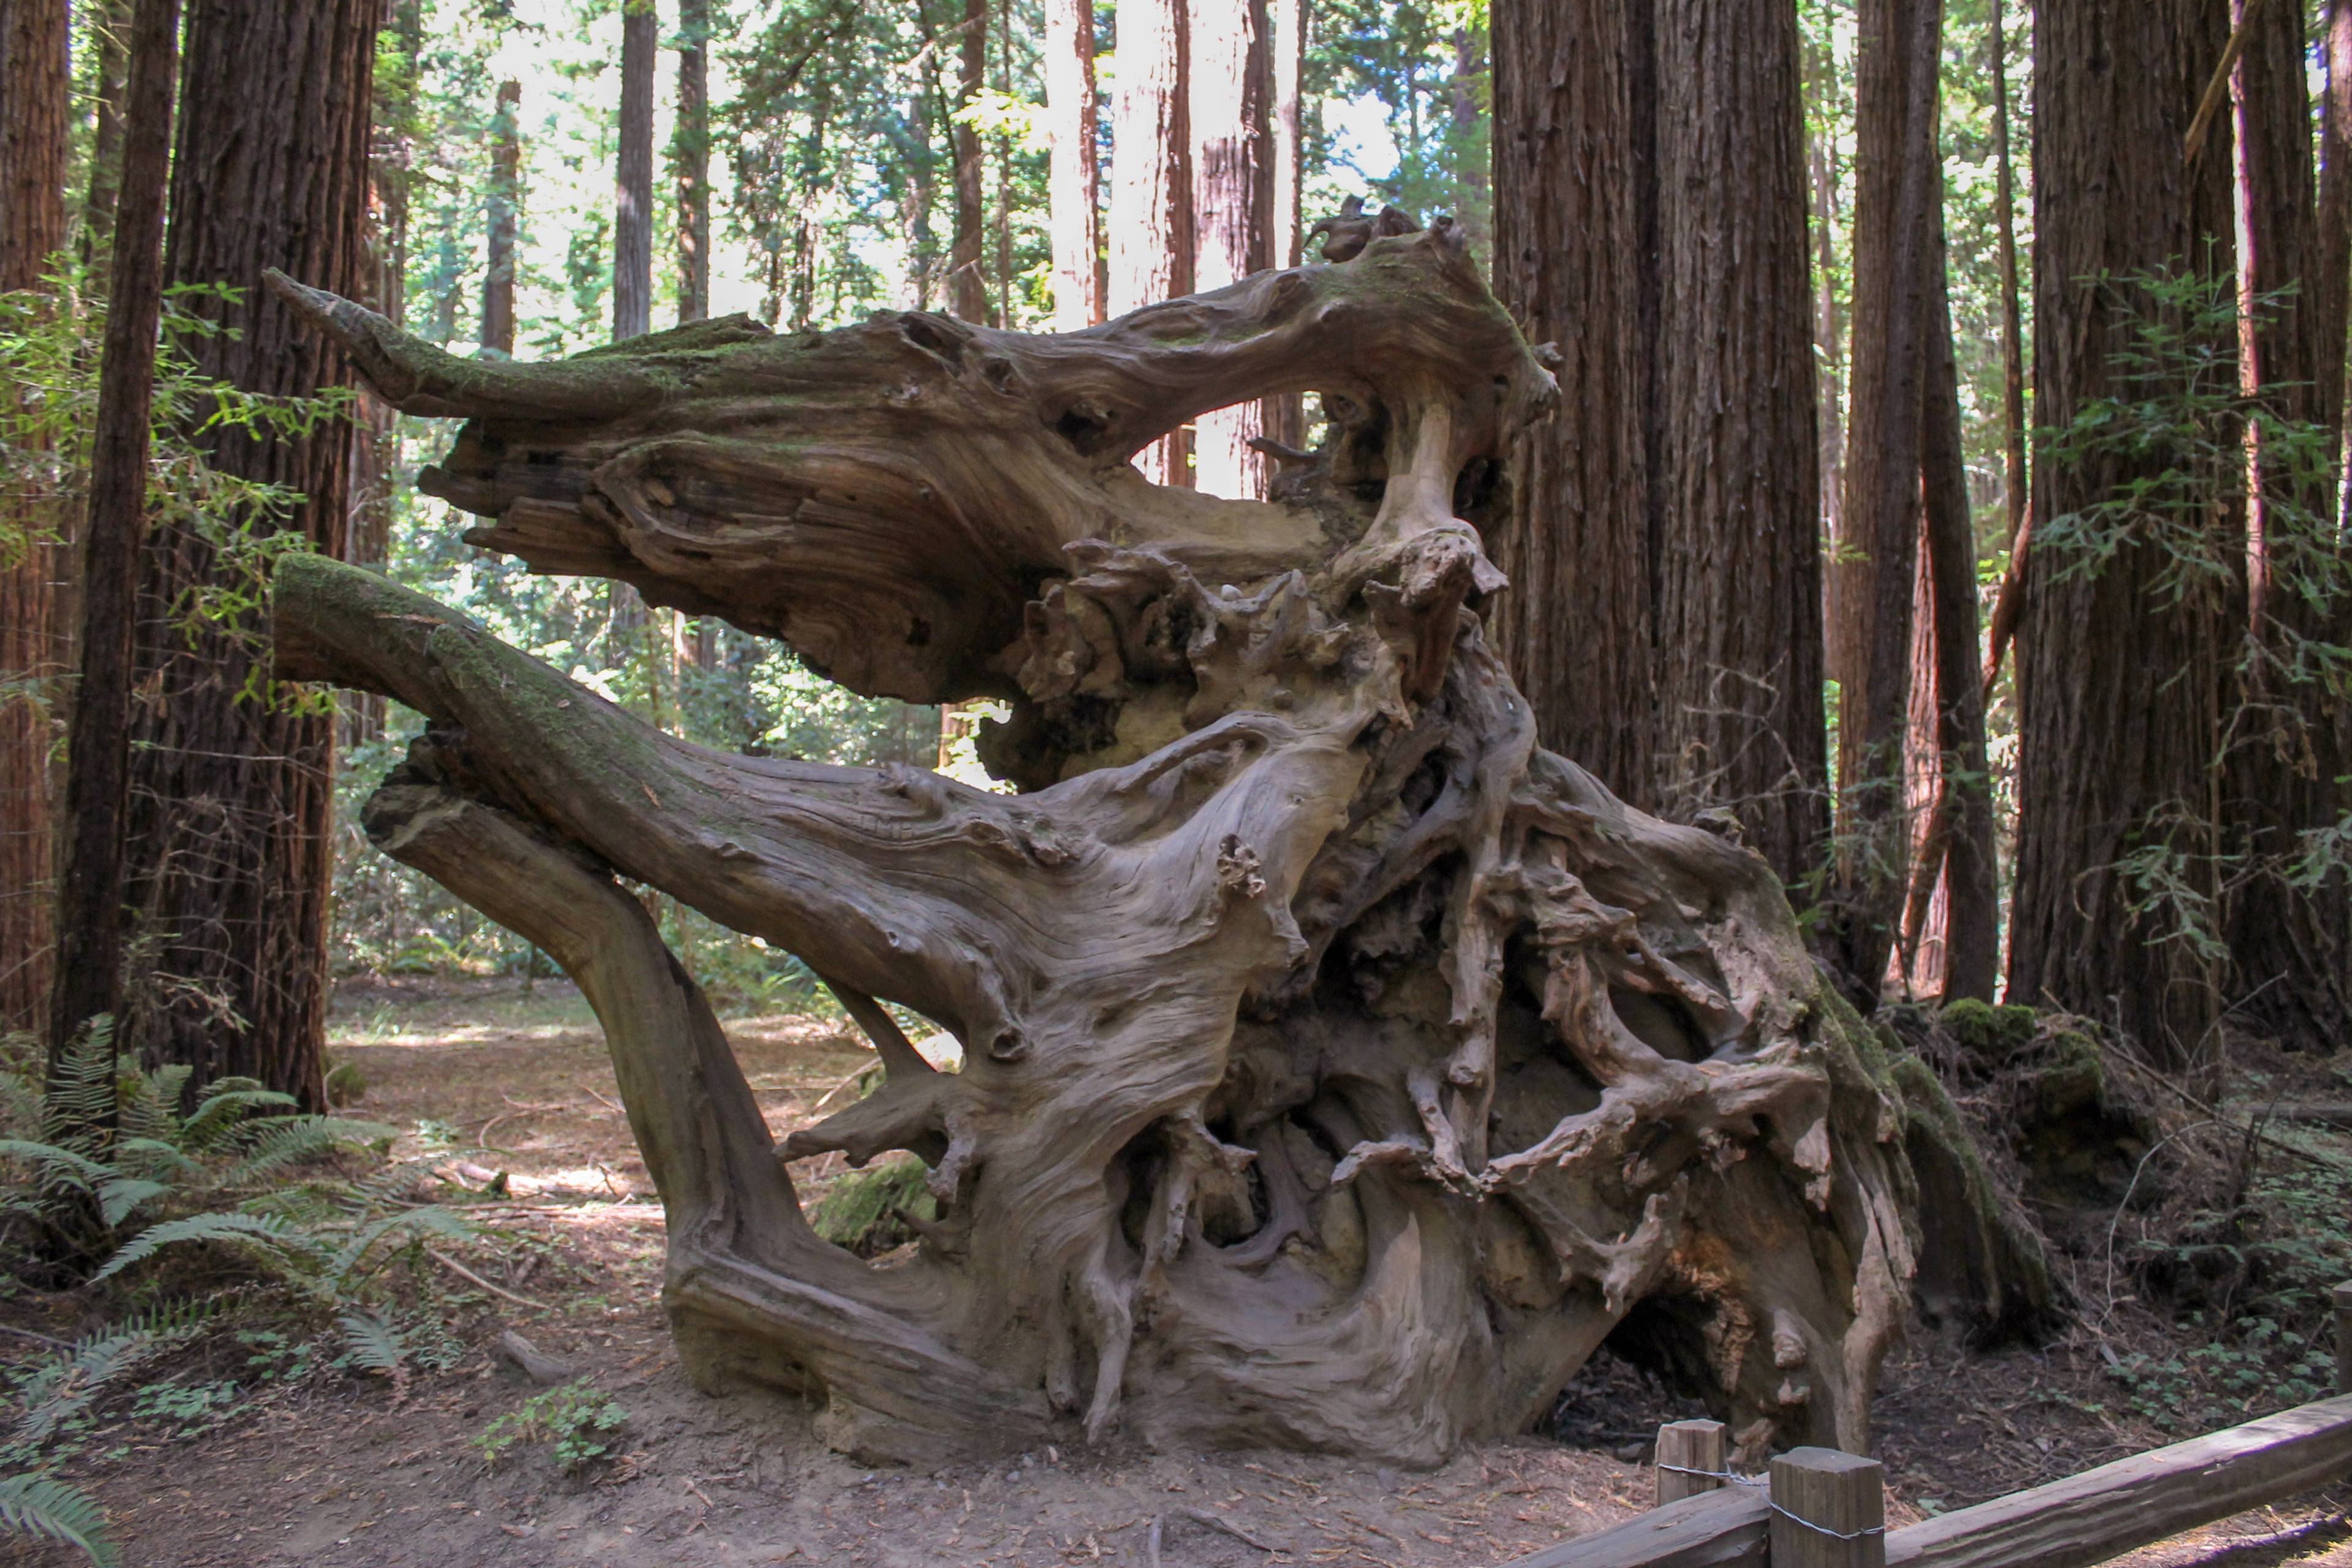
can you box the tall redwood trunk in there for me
[1043,0,1102,329]
[614,0,656,340]
[2221,0,2349,1051]
[1491,0,1823,890]
[2009,0,2236,1071]
[1649,0,1825,888]
[1489,0,1655,805]
[482,78,521,355]
[1823,0,1941,1007]
[48,0,177,1072]
[675,0,709,324]
[1188,0,1271,499]
[1108,0,1191,484]
[119,0,374,1106]
[949,0,988,322]
[1,0,69,1036]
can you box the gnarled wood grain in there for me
[268,225,1994,1466]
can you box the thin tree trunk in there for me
[675,0,709,325]
[48,0,176,1072]
[2010,0,2236,1073]
[1262,0,1303,450]
[482,78,520,355]
[950,0,987,322]
[119,0,375,1107]
[1824,0,1941,1009]
[614,0,657,341]
[1188,0,1270,499]
[2222,0,2350,1052]
[1107,0,1191,485]
[1917,214,2000,1003]
[993,0,1014,326]
[2321,0,2352,532]
[78,0,129,271]
[1044,0,1101,330]
[1,0,70,1037]
[1489,0,1656,809]
[1980,0,2031,693]
[1447,21,1488,251]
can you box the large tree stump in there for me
[266,226,1947,1468]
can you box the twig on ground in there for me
[1183,1508,1278,1553]
[0,1322,73,1350]
[427,1246,553,1311]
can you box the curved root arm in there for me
[361,771,1054,1463]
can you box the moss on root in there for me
[808,1153,937,1258]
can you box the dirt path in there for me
[34,978,2352,1567]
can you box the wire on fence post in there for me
[1654,1419,1727,1507]
[1768,1447,1885,1568]
[2335,1279,2351,1396]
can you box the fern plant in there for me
[0,1021,473,1566]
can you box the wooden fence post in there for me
[2335,1280,2351,1396]
[1769,1446,1885,1568]
[1654,1419,1727,1506]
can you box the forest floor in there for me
[16,975,2352,1568]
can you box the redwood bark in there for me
[49,0,176,1070]
[1488,0,1655,809]
[1490,0,1824,890]
[1043,0,1102,329]
[2222,0,2350,1051]
[950,0,987,322]
[1825,0,1941,1008]
[1107,0,1191,484]
[481,78,520,355]
[675,0,709,324]
[1649,0,1826,889]
[615,0,656,340]
[2009,0,2236,1069]
[0,0,69,1035]
[118,0,374,1106]
[1188,0,1272,499]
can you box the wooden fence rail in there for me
[1503,1280,2352,1568]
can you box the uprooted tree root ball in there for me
[262,224,2034,1468]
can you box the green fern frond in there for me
[178,1088,299,1149]
[112,1137,202,1180]
[96,1177,172,1227]
[89,1211,314,1286]
[12,1320,198,1443]
[229,1116,398,1182]
[40,1017,121,1147]
[336,1308,408,1377]
[0,1472,118,1568]
[0,1137,106,1193]
[330,1207,470,1286]
[115,1062,191,1142]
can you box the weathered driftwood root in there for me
[268,222,2013,1467]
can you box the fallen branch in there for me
[427,1247,554,1313]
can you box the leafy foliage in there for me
[476,1379,630,1472]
